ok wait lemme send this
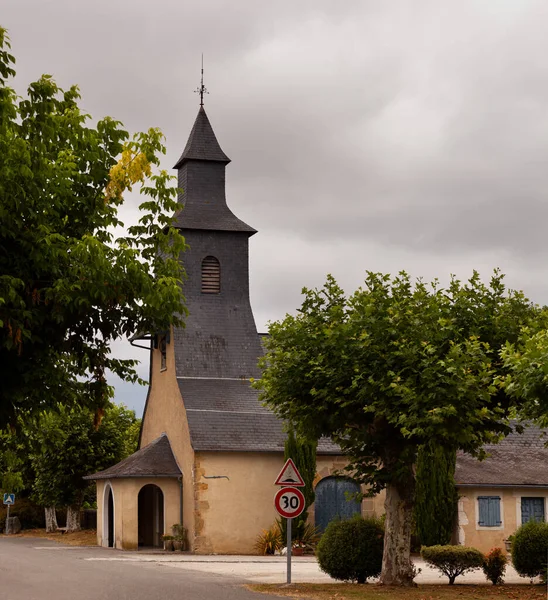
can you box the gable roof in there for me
[456,423,548,487]
[84,434,181,480]
[173,107,230,168]
[177,377,340,454]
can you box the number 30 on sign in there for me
[274,486,305,519]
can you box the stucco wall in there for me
[139,329,196,546]
[96,477,181,550]
[193,451,386,554]
[458,486,548,552]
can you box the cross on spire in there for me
[195,54,208,107]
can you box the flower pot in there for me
[173,539,183,551]
[164,539,174,551]
[292,547,304,556]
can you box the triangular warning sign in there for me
[274,458,305,487]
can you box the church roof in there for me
[177,377,340,454]
[173,107,230,168]
[84,434,181,480]
[455,423,548,487]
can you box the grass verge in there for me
[3,528,97,546]
[248,583,545,600]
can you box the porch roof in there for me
[84,434,181,480]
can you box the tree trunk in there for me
[45,507,58,533]
[65,505,81,532]
[379,482,416,586]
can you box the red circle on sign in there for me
[274,486,305,519]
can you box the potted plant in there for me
[162,535,174,551]
[172,524,188,551]
[292,522,321,555]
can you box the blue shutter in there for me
[478,496,501,527]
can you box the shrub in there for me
[421,545,484,585]
[255,523,283,555]
[316,516,384,584]
[0,497,45,529]
[512,520,548,579]
[482,547,507,585]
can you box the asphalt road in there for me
[0,538,278,600]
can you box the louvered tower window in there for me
[201,256,221,294]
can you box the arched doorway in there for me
[315,477,361,532]
[103,484,115,548]
[138,484,164,548]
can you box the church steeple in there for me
[173,107,230,168]
[173,107,255,234]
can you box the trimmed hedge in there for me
[316,516,384,584]
[421,545,484,584]
[512,520,548,579]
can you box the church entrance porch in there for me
[138,484,164,548]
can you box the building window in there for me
[478,496,502,527]
[521,497,545,524]
[156,333,167,371]
[201,256,220,294]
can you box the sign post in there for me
[274,459,306,585]
[3,493,15,535]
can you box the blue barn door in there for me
[521,497,545,524]
[315,477,361,532]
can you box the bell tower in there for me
[172,106,263,381]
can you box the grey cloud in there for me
[5,0,548,416]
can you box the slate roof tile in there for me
[178,377,339,454]
[84,434,181,480]
[456,423,548,487]
[173,107,230,168]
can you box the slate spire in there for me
[173,107,230,168]
[173,107,255,234]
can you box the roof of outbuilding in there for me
[177,377,340,454]
[173,107,230,168]
[83,434,181,480]
[455,423,548,487]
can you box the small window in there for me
[157,333,167,371]
[478,496,502,527]
[201,256,220,294]
[521,497,545,524]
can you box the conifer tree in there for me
[414,441,458,547]
[279,427,317,543]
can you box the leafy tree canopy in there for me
[257,270,542,584]
[0,28,186,427]
[28,403,140,509]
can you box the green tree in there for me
[257,271,540,585]
[0,28,186,428]
[29,403,140,531]
[414,442,458,546]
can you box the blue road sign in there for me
[3,493,15,505]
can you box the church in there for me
[85,101,384,553]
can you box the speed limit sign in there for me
[274,486,305,519]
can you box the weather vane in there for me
[195,54,208,107]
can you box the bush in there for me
[482,547,507,585]
[421,545,484,584]
[512,520,548,579]
[316,516,384,584]
[255,523,283,555]
[0,497,45,530]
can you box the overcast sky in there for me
[5,1,548,416]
